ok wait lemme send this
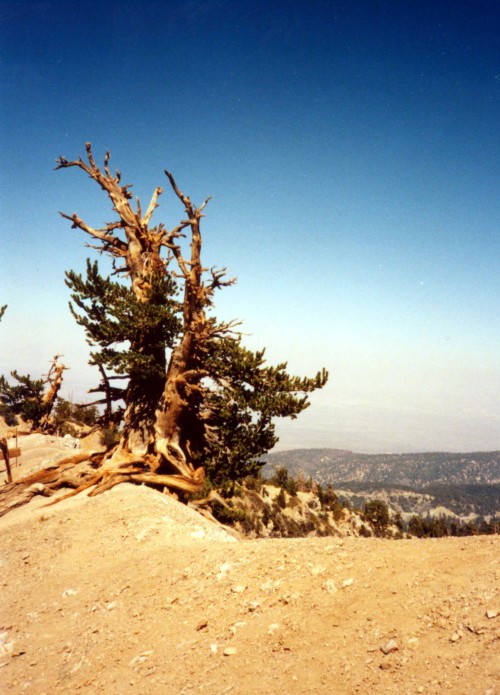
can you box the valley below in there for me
[265,449,500,522]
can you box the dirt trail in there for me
[0,433,498,694]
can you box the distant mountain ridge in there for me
[263,449,500,519]
[264,449,500,487]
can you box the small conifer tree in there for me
[0,356,67,431]
[364,499,390,537]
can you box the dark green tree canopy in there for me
[0,371,45,425]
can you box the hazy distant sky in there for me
[0,1,498,452]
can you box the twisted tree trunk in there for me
[39,356,67,432]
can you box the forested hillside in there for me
[264,449,500,519]
[264,449,500,487]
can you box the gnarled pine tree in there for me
[0,355,67,432]
[0,144,327,512]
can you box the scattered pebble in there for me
[230,621,247,636]
[129,650,153,667]
[231,585,246,593]
[323,579,338,594]
[260,579,280,592]
[310,565,326,576]
[216,562,231,580]
[0,632,14,657]
[380,639,398,655]
[62,589,78,598]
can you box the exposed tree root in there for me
[0,452,104,517]
[0,448,205,517]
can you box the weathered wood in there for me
[0,448,21,461]
[0,451,103,516]
[0,482,49,515]
[57,145,213,486]
[0,438,12,483]
[39,356,68,432]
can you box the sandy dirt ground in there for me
[0,435,498,694]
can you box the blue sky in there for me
[0,1,498,452]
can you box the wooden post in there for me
[0,438,12,484]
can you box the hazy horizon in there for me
[1,1,498,454]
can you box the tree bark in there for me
[0,452,103,517]
[39,356,67,432]
[0,438,12,484]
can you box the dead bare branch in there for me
[59,212,128,257]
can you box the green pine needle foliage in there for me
[65,260,181,381]
[200,337,328,487]
[0,371,46,426]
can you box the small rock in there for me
[485,610,497,619]
[230,621,247,636]
[247,601,260,612]
[450,632,461,643]
[267,623,280,635]
[342,578,354,588]
[62,589,78,598]
[323,579,338,594]
[0,632,14,657]
[231,585,246,594]
[223,647,237,656]
[380,639,398,655]
[260,579,280,592]
[129,650,153,667]
[215,562,231,580]
[210,643,218,655]
[310,565,326,576]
